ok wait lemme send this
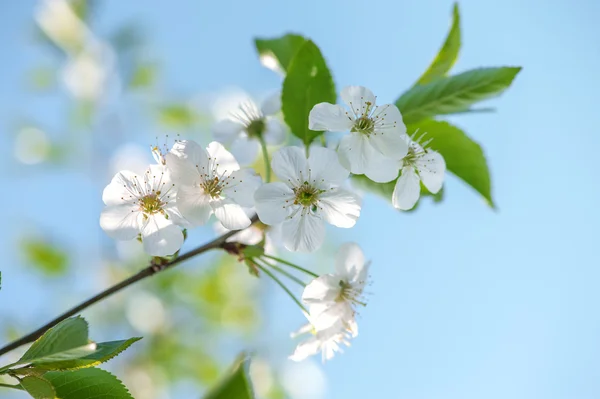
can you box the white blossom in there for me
[100,165,186,256]
[165,140,262,230]
[214,217,281,256]
[302,243,369,333]
[212,91,286,165]
[309,85,408,182]
[254,146,361,252]
[289,315,356,363]
[392,135,446,210]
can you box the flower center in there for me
[337,280,367,307]
[246,118,266,138]
[202,177,222,198]
[351,116,375,135]
[139,193,164,216]
[293,182,320,209]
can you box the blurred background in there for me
[1,0,600,398]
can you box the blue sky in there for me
[1,0,600,398]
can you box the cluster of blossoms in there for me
[100,86,445,361]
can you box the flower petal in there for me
[271,146,307,185]
[370,104,408,159]
[212,119,245,144]
[417,150,446,194]
[166,140,209,185]
[207,141,240,174]
[363,156,401,183]
[335,242,367,283]
[100,205,140,240]
[282,212,325,252]
[254,182,294,225]
[308,103,353,132]
[302,274,341,305]
[212,199,252,230]
[289,336,321,362]
[263,118,286,145]
[337,133,396,184]
[230,136,260,166]
[260,90,281,115]
[176,184,213,226]
[392,166,421,210]
[140,214,184,256]
[307,147,349,187]
[340,86,377,114]
[319,188,361,228]
[102,170,139,206]
[222,168,262,207]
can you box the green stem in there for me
[262,254,318,278]
[258,136,271,183]
[252,260,308,313]
[0,363,18,375]
[0,383,23,391]
[256,257,305,287]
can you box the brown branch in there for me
[0,215,257,357]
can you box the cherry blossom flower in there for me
[309,85,408,182]
[212,91,286,164]
[302,243,369,333]
[214,217,281,256]
[254,146,361,252]
[100,165,186,256]
[289,317,356,363]
[165,140,262,230]
[392,135,446,210]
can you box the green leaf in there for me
[32,338,142,371]
[409,119,493,206]
[396,66,522,124]
[282,40,336,146]
[158,104,196,128]
[416,3,461,85]
[27,67,56,91]
[18,317,91,366]
[45,368,133,399]
[21,238,69,276]
[130,64,157,89]
[254,34,307,74]
[204,356,253,399]
[20,376,56,399]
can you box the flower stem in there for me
[256,257,305,287]
[0,383,23,391]
[252,260,308,314]
[258,136,271,183]
[0,215,259,358]
[262,254,318,278]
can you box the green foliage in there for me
[45,368,133,399]
[158,104,196,128]
[409,119,493,206]
[18,317,91,366]
[21,238,69,276]
[20,375,57,399]
[281,40,336,146]
[397,67,522,124]
[416,3,461,85]
[28,67,56,91]
[254,34,307,73]
[204,356,254,399]
[130,64,157,89]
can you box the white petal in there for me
[140,214,184,256]
[335,242,367,282]
[263,118,286,145]
[102,170,138,206]
[282,212,325,252]
[254,182,294,225]
[212,119,245,144]
[310,302,353,332]
[308,103,353,132]
[207,141,240,174]
[417,150,446,194]
[271,146,307,185]
[392,166,421,210]
[369,104,408,159]
[302,274,341,305]
[307,147,349,187]
[363,156,401,183]
[230,136,260,166]
[162,201,190,228]
[166,140,209,184]
[319,188,361,228]
[212,199,251,230]
[100,205,140,240]
[289,336,321,362]
[260,90,281,115]
[176,184,213,226]
[222,168,262,207]
[225,225,264,245]
[340,86,377,114]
